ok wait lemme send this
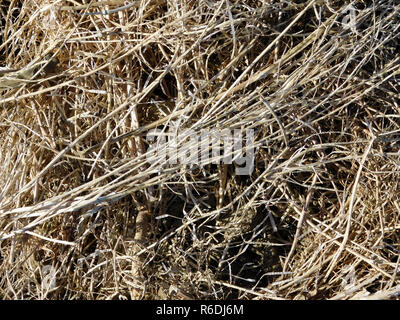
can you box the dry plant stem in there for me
[0,54,58,90]
[129,116,153,296]
[80,1,140,16]
[58,1,138,12]
[116,10,155,298]
[325,137,375,279]
[283,173,318,273]
[214,280,279,300]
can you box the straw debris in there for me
[0,0,399,299]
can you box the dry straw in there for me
[0,0,399,299]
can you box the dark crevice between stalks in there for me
[212,211,297,299]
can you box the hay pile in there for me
[0,0,399,299]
